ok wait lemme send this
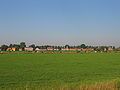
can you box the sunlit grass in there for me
[0,52,120,89]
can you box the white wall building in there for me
[25,47,33,51]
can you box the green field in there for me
[0,53,120,89]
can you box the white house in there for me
[25,47,33,51]
[35,48,47,52]
[19,48,22,51]
[108,47,113,51]
[54,48,59,51]
[35,48,40,51]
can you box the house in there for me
[47,47,54,51]
[25,47,33,51]
[54,48,59,51]
[35,48,47,52]
[7,48,16,51]
[61,45,70,51]
[108,46,113,51]
[61,47,82,51]
[69,48,79,51]
[116,47,120,51]
[81,48,94,52]
[77,48,82,51]
[104,48,107,52]
[35,48,40,51]
[35,48,41,52]
[19,48,22,51]
[61,48,69,51]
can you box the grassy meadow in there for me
[0,52,120,89]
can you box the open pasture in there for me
[0,53,120,89]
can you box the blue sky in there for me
[0,0,120,47]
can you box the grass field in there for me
[0,53,120,90]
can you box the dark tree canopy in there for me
[65,45,70,48]
[29,44,36,50]
[80,44,86,49]
[20,42,26,51]
[1,45,8,51]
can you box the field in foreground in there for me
[0,53,120,90]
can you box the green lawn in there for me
[0,53,120,89]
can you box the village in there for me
[0,42,119,53]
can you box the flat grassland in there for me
[0,53,120,89]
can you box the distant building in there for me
[77,48,82,51]
[35,48,47,52]
[108,46,113,51]
[35,48,40,51]
[69,48,78,51]
[116,47,120,51]
[61,47,83,51]
[7,48,16,51]
[104,48,107,52]
[19,48,22,51]
[25,47,33,51]
[61,48,69,51]
[81,48,94,52]
[54,48,59,51]
[47,47,54,51]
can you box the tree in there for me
[29,44,36,51]
[1,45,8,51]
[65,45,70,48]
[113,46,115,50]
[58,46,61,51]
[13,44,20,51]
[20,42,26,51]
[80,44,86,49]
[9,44,13,48]
[8,44,20,51]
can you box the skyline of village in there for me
[0,42,120,52]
